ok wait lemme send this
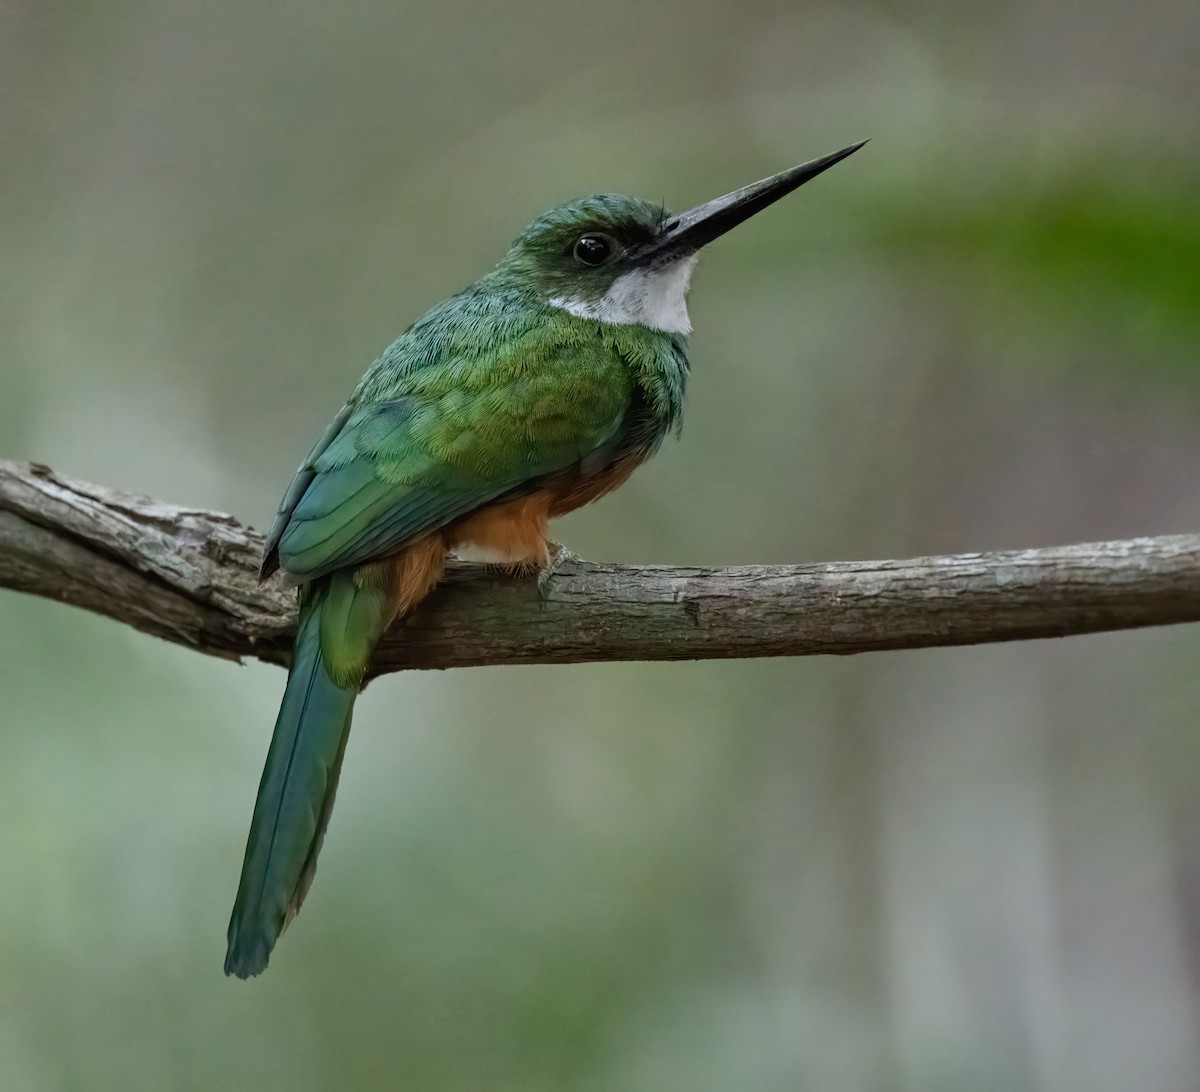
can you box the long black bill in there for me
[637,140,868,264]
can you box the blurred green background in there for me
[3,0,1200,1088]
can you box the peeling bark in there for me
[2,460,1197,680]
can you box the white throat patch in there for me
[549,255,697,335]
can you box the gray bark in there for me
[2,460,1198,679]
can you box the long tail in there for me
[224,570,389,978]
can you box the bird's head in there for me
[494,141,867,336]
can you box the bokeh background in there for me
[3,1,1200,1088]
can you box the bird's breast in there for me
[545,448,648,517]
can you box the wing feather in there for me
[264,341,632,582]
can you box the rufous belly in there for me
[444,491,553,570]
[441,450,650,571]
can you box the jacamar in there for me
[225,141,866,977]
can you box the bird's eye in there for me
[573,234,612,267]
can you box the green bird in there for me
[224,140,866,978]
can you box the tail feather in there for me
[224,576,379,979]
[286,699,354,928]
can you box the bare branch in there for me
[1,459,1198,678]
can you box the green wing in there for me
[265,339,633,582]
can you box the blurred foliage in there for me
[871,171,1200,381]
[2,0,1199,1089]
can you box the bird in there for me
[224,140,867,978]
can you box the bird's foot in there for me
[537,541,578,600]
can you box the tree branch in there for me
[1,459,1197,678]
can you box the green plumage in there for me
[224,573,387,979]
[225,196,689,978]
[274,310,674,581]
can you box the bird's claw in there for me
[537,541,577,600]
